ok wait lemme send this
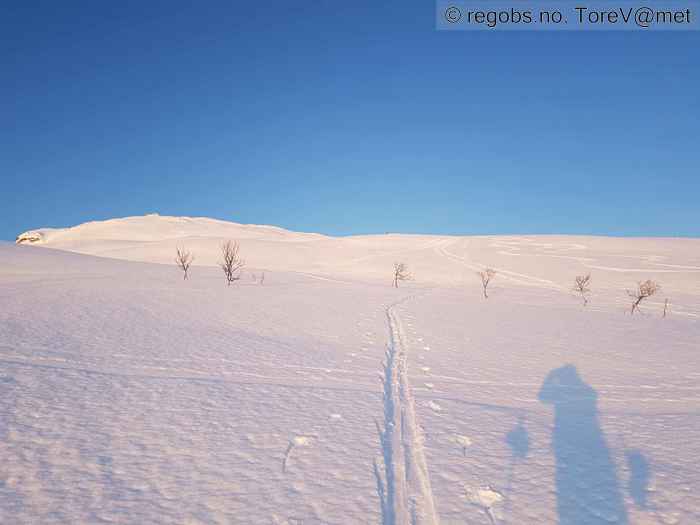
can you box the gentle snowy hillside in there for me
[14,214,700,312]
[3,215,700,524]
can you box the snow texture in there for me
[2,214,700,524]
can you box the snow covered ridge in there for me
[14,213,700,299]
[15,213,327,244]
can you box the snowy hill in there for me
[3,215,700,523]
[15,213,700,303]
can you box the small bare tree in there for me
[393,262,410,288]
[573,274,592,306]
[477,268,496,299]
[627,279,660,315]
[175,247,194,280]
[220,240,245,286]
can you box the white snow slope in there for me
[3,214,700,524]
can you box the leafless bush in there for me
[477,268,496,299]
[260,271,265,285]
[393,262,411,288]
[663,298,669,318]
[175,247,194,280]
[627,279,660,315]
[573,274,592,306]
[220,240,245,286]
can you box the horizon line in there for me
[8,213,700,242]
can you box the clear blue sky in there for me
[2,1,698,239]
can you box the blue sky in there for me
[2,1,699,239]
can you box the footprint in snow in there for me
[283,436,312,473]
[428,401,442,413]
[465,485,503,524]
[449,434,472,456]
[292,436,311,447]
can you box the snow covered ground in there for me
[3,214,700,524]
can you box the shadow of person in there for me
[626,450,650,508]
[506,417,530,460]
[539,365,628,524]
[503,416,531,519]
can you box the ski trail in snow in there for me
[435,239,565,291]
[293,271,356,284]
[377,297,439,525]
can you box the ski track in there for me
[435,239,700,318]
[434,239,564,291]
[293,271,357,285]
[347,238,446,266]
[376,296,440,525]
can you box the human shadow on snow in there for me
[506,417,530,460]
[626,449,650,509]
[539,365,628,525]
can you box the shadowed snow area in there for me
[2,214,700,524]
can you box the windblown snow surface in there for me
[3,214,700,524]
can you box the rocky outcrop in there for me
[15,231,44,244]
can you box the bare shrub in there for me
[220,240,245,286]
[175,247,194,280]
[573,274,592,306]
[477,268,496,299]
[260,271,265,285]
[393,262,411,288]
[627,279,660,315]
[663,298,670,318]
